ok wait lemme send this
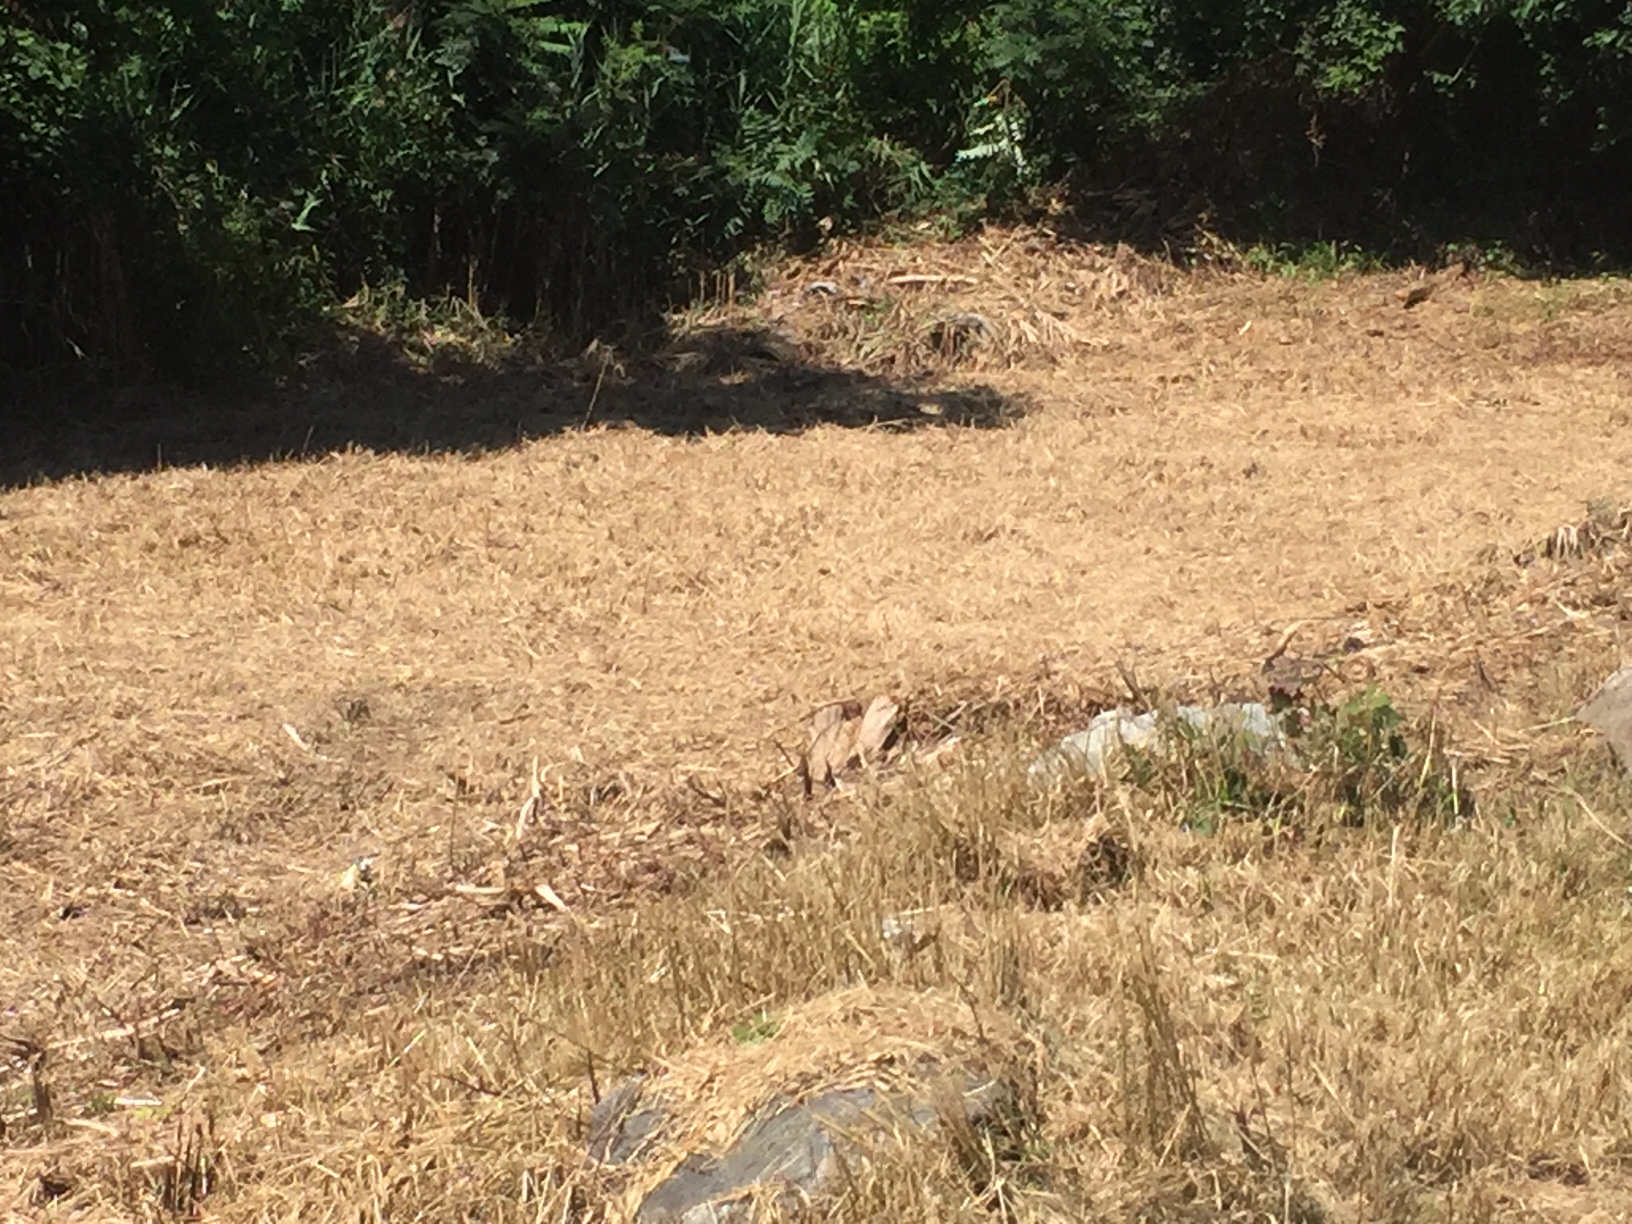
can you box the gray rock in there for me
[587,1075,663,1166]
[590,1071,1018,1222]
[1581,666,1632,770]
[1027,702,1287,789]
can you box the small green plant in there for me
[333,281,517,370]
[1123,713,1296,835]
[730,1009,781,1045]
[1108,687,1468,833]
[1243,240,1385,281]
[1441,241,1525,276]
[1301,686,1468,825]
[952,81,1038,207]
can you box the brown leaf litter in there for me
[801,695,904,794]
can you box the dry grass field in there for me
[6,231,1632,1221]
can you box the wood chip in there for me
[534,882,572,913]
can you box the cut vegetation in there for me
[5,238,1632,1220]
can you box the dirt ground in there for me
[4,233,1632,1220]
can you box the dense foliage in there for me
[4,0,1631,385]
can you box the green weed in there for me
[1111,687,1468,834]
[1242,240,1386,281]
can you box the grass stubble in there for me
[4,235,1632,1220]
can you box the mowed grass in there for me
[4,238,1632,1220]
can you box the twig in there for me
[516,756,543,841]
[439,1072,507,1099]
[533,882,572,914]
[887,273,977,286]
[280,723,333,760]
[1567,788,1631,849]
[581,353,610,429]
[1115,659,1148,709]
[1264,621,1304,664]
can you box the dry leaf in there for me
[805,701,861,791]
[854,696,901,763]
[803,696,903,792]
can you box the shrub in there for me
[5,0,1632,388]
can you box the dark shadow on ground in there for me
[2,324,1022,488]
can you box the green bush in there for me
[5,0,1632,388]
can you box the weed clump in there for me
[1105,686,1471,836]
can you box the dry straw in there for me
[4,232,1632,1220]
